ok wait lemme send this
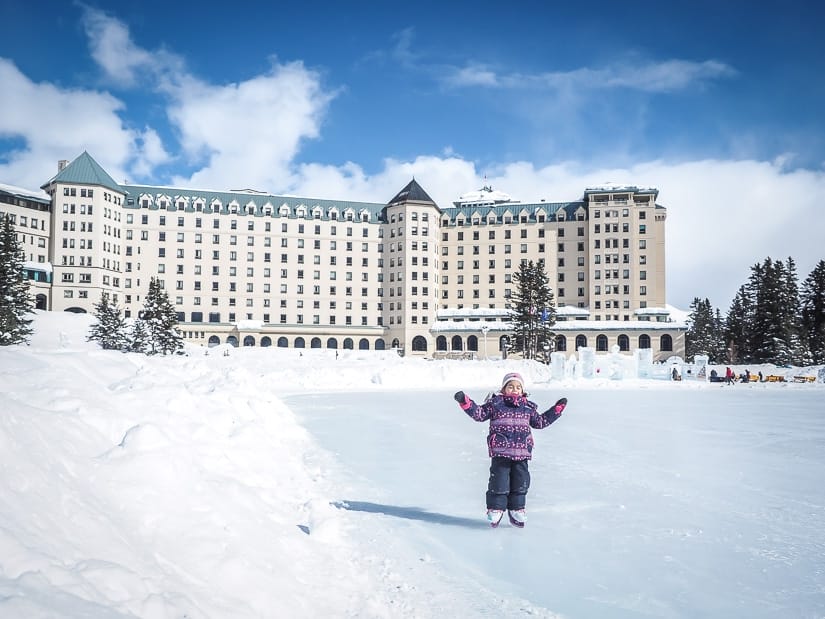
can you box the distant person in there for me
[742,370,750,383]
[672,367,679,381]
[758,371,764,382]
[725,367,734,385]
[710,368,718,380]
[453,373,567,528]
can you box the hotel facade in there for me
[2,151,685,360]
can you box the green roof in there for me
[42,151,123,193]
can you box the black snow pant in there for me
[485,456,530,511]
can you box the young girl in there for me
[453,372,567,528]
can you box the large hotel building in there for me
[2,151,685,359]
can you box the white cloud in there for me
[440,58,735,93]
[81,6,159,87]
[76,7,337,192]
[130,127,171,179]
[165,62,334,191]
[0,58,135,189]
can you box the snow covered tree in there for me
[128,319,150,354]
[139,277,184,355]
[87,292,129,350]
[751,258,790,364]
[801,260,825,364]
[685,297,725,362]
[724,284,752,363]
[725,257,806,365]
[508,260,556,360]
[780,257,811,366]
[0,213,34,345]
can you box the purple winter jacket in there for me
[460,393,560,460]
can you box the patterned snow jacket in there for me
[460,393,560,460]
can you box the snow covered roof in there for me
[454,185,514,206]
[584,184,658,195]
[556,306,591,317]
[236,320,264,330]
[23,261,52,273]
[0,182,50,202]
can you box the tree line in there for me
[686,257,825,365]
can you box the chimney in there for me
[58,160,68,172]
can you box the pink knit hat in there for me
[501,372,525,392]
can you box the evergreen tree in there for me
[508,260,556,360]
[128,319,150,353]
[781,257,810,366]
[685,297,724,362]
[801,260,825,364]
[752,258,789,364]
[139,277,184,355]
[87,292,129,350]
[0,214,34,345]
[724,256,808,365]
[724,284,752,363]
[712,309,727,362]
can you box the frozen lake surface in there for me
[286,387,825,618]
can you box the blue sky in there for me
[1,0,824,311]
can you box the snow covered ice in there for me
[1,311,824,618]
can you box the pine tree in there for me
[0,214,34,345]
[686,297,725,362]
[724,284,752,363]
[752,258,788,364]
[801,260,825,364]
[508,260,556,360]
[781,257,809,366]
[139,277,184,355]
[88,292,129,350]
[128,319,150,353]
[712,308,727,362]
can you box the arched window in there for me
[243,335,255,347]
[208,335,220,347]
[451,335,463,351]
[575,335,587,350]
[412,336,427,352]
[391,338,401,349]
[660,334,673,352]
[35,294,47,310]
[343,338,354,350]
[277,337,288,348]
[261,336,272,347]
[596,335,608,351]
[311,337,322,348]
[467,335,479,351]
[555,335,567,352]
[359,338,370,350]
[295,337,306,349]
[227,335,239,348]
[639,334,651,349]
[617,334,630,351]
[327,337,338,349]
[436,336,448,351]
[375,339,386,350]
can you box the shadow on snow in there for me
[333,500,489,529]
